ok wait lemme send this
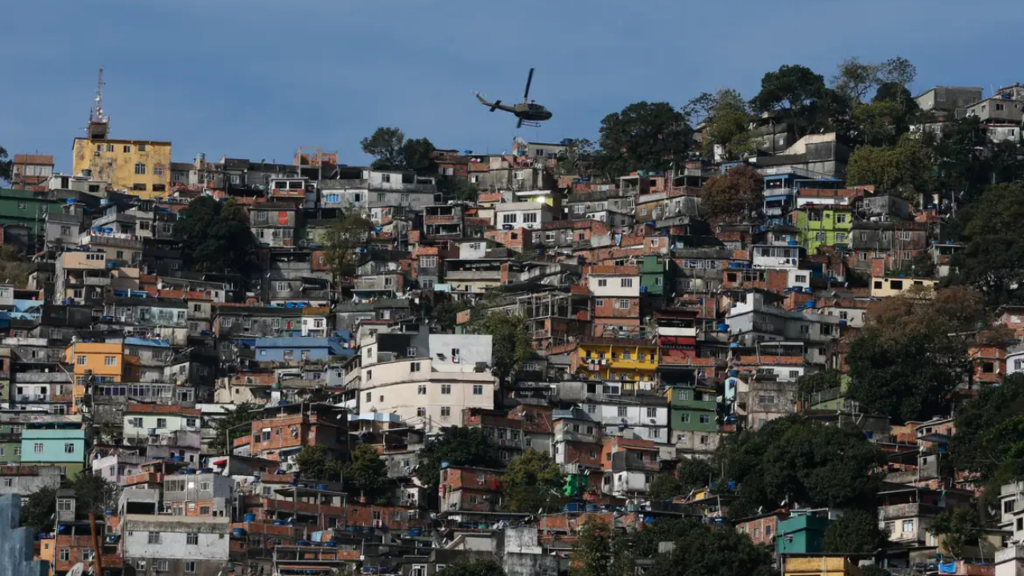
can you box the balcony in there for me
[424,214,457,224]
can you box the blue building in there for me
[20,427,87,477]
[252,336,347,362]
[0,495,49,576]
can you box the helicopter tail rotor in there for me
[490,100,501,112]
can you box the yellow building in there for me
[65,342,138,412]
[574,337,659,383]
[785,557,863,576]
[71,137,172,199]
[870,276,937,298]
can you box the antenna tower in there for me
[87,67,110,139]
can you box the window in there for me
[617,406,627,417]
[836,214,847,223]
[104,356,116,366]
[419,256,437,269]
[132,183,147,191]
[1,478,10,488]
[502,213,517,224]
[148,532,161,544]
[410,362,421,373]
[1005,500,1015,514]
[185,562,197,574]
[651,428,660,439]
[902,520,914,533]
[440,406,451,418]
[597,278,607,287]
[123,145,132,153]
[890,280,904,290]
[187,532,199,545]
[417,407,426,417]
[473,385,484,395]
[586,404,596,414]
[156,418,167,428]
[134,163,147,175]
[836,232,847,243]
[366,391,371,402]
[617,299,630,309]
[76,355,86,365]
[594,299,604,307]
[620,278,633,288]
[699,435,709,445]
[200,505,210,515]
[808,211,822,222]
[522,212,538,224]
[441,384,451,395]
[699,415,711,424]
[33,443,43,453]
[59,549,70,562]
[64,443,75,454]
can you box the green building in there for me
[790,206,852,255]
[20,426,86,477]
[667,385,718,433]
[0,189,63,247]
[640,255,675,297]
[776,513,830,554]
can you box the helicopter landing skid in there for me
[517,119,542,128]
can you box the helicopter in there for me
[474,68,553,128]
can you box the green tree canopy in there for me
[719,416,883,518]
[416,427,503,491]
[296,445,344,481]
[208,402,259,455]
[648,518,776,576]
[322,211,374,283]
[846,287,989,423]
[700,165,763,223]
[346,443,390,503]
[845,134,936,200]
[930,506,982,560]
[797,369,843,399]
[20,486,57,532]
[501,450,564,513]
[951,374,1024,488]
[469,313,535,385]
[952,182,1024,305]
[438,557,507,576]
[361,127,406,169]
[402,137,437,175]
[823,509,888,553]
[597,102,691,177]
[0,145,11,183]
[173,196,258,279]
[686,90,756,160]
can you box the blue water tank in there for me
[244,513,256,523]
[232,528,247,538]
[317,484,328,490]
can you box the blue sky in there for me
[4,0,1024,172]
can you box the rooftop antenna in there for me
[88,67,109,139]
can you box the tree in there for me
[415,427,502,492]
[402,137,437,175]
[647,518,775,576]
[69,473,120,518]
[847,287,988,423]
[699,165,763,223]
[823,509,888,553]
[930,507,982,560]
[720,416,883,518]
[438,557,507,576]
[432,299,472,332]
[953,182,1024,305]
[833,57,883,102]
[951,374,1024,486]
[469,313,535,385]
[20,485,57,531]
[597,102,690,177]
[692,89,757,160]
[208,402,259,455]
[797,370,843,399]
[361,127,406,169]
[501,450,564,513]
[0,145,11,184]
[347,443,389,503]
[570,520,623,576]
[877,56,917,87]
[846,134,936,200]
[647,473,684,503]
[296,445,344,481]
[452,180,480,203]
[555,139,598,177]
[173,197,258,279]
[322,212,374,284]
[0,245,33,288]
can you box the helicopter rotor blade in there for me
[523,68,534,101]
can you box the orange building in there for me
[65,342,139,412]
[247,402,348,462]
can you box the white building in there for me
[121,514,230,576]
[494,202,555,230]
[587,273,640,299]
[751,244,802,269]
[122,405,201,443]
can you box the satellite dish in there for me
[67,564,87,576]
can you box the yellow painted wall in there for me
[577,342,659,381]
[785,557,863,576]
[72,138,172,199]
[869,277,936,298]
